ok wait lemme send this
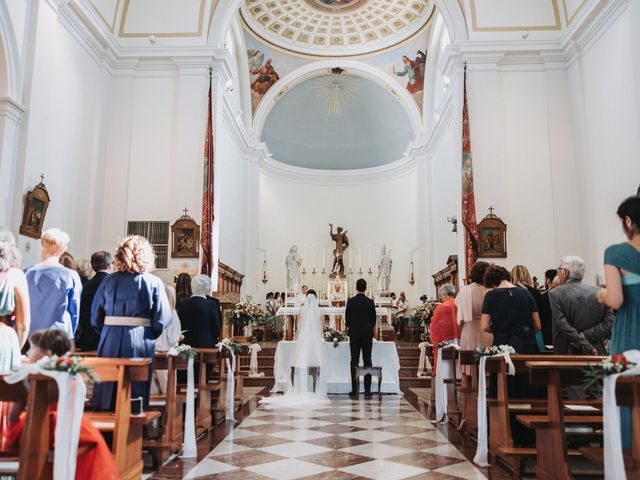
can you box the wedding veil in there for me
[261,293,329,408]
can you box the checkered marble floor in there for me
[182,396,487,480]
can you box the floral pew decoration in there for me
[583,350,640,480]
[473,345,516,467]
[4,355,97,480]
[216,337,242,422]
[167,344,198,458]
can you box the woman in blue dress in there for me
[91,235,171,410]
[598,195,640,448]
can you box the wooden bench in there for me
[524,360,640,480]
[483,354,605,476]
[195,348,220,432]
[144,352,191,467]
[458,350,479,435]
[79,357,160,480]
[576,375,640,477]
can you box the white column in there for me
[0,97,25,226]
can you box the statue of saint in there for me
[377,245,392,292]
[285,245,302,291]
[329,224,349,277]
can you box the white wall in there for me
[12,2,111,267]
[566,0,640,280]
[257,170,421,305]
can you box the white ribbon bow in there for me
[248,343,263,377]
[603,349,640,479]
[434,343,460,422]
[4,359,87,480]
[169,348,197,459]
[216,342,236,422]
[473,348,515,466]
[417,342,432,377]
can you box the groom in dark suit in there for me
[345,278,377,399]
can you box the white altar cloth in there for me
[275,307,390,316]
[271,340,402,394]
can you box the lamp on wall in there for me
[409,247,418,286]
[447,215,458,233]
[258,247,268,284]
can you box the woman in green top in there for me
[598,195,640,448]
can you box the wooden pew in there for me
[79,357,160,480]
[579,375,640,478]
[523,360,635,480]
[0,373,55,479]
[440,348,461,426]
[483,355,605,476]
[144,353,190,467]
[195,348,219,432]
[458,350,479,435]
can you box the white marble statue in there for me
[285,245,303,291]
[377,245,392,292]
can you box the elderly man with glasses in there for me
[549,256,614,398]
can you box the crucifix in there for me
[488,205,495,215]
[183,208,189,216]
[40,174,45,184]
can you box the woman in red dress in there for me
[429,284,460,374]
[4,329,119,480]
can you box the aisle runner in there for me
[182,396,487,480]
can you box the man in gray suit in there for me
[550,255,613,398]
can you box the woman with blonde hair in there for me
[25,228,82,341]
[91,235,171,410]
[511,264,552,348]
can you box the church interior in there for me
[0,0,639,479]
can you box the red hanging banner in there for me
[200,70,215,276]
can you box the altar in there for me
[271,340,402,394]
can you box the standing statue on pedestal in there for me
[329,224,349,278]
[285,245,302,291]
[377,245,392,291]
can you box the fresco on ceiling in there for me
[365,25,431,113]
[243,23,431,114]
[245,34,310,114]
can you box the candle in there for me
[322,245,326,268]
[349,247,352,269]
[367,244,371,268]
[358,244,361,270]
[313,244,317,268]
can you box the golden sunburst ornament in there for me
[315,73,359,116]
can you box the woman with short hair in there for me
[430,283,459,374]
[91,235,171,410]
[25,228,82,341]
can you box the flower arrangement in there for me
[323,328,348,348]
[473,345,516,359]
[583,353,637,389]
[38,355,98,382]
[225,296,266,332]
[218,337,242,353]
[173,344,198,359]
[409,301,439,326]
[419,332,430,344]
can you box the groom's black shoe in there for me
[348,391,357,399]
[364,392,373,400]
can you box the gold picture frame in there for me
[477,207,507,258]
[19,178,50,239]
[171,210,200,259]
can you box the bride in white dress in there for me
[261,290,329,407]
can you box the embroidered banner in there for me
[461,66,479,278]
[201,70,215,276]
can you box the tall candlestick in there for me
[313,244,316,268]
[349,248,352,269]
[322,245,326,269]
[358,244,361,270]
[367,244,371,269]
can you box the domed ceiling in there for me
[241,0,435,56]
[261,75,414,170]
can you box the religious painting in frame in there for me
[477,207,507,258]
[19,178,50,239]
[171,211,200,259]
[327,279,348,304]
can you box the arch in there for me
[252,60,423,140]
[0,0,22,101]
[207,0,468,50]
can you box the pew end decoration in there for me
[40,355,98,382]
[172,344,198,359]
[323,328,348,348]
[410,301,438,326]
[473,344,515,360]
[219,337,242,353]
[583,353,637,389]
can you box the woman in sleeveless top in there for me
[455,261,492,376]
[598,196,640,448]
[0,227,30,452]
